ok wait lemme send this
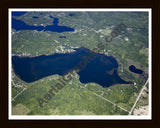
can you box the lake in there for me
[129,65,143,74]
[59,36,66,38]
[12,11,27,16]
[32,16,39,19]
[12,17,75,33]
[12,47,132,88]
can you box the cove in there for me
[12,47,132,88]
[12,17,75,33]
[129,65,143,74]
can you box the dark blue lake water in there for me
[59,36,66,38]
[32,16,39,19]
[49,15,54,18]
[12,47,131,88]
[12,17,75,33]
[129,65,143,74]
[12,11,27,16]
[69,14,75,16]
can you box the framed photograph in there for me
[8,8,152,120]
